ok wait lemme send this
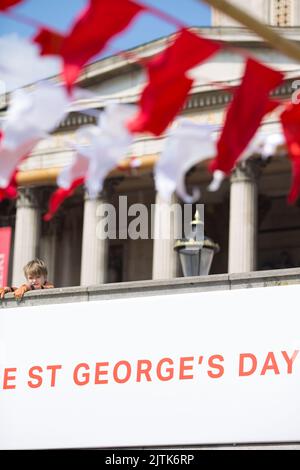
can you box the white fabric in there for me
[57,103,135,198]
[0,140,39,188]
[207,170,226,192]
[0,35,61,91]
[240,131,285,162]
[0,82,70,188]
[57,125,98,189]
[207,132,286,193]
[154,119,216,203]
[57,152,90,189]
[257,133,285,159]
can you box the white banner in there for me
[1,283,300,449]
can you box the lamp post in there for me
[174,211,220,277]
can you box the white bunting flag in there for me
[0,82,71,188]
[58,103,135,198]
[155,119,216,202]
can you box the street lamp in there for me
[174,210,220,277]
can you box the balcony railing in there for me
[2,267,300,309]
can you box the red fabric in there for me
[0,227,12,287]
[33,28,64,56]
[34,0,145,90]
[44,178,84,221]
[0,132,17,202]
[209,58,283,174]
[265,99,281,115]
[0,0,23,10]
[127,29,220,136]
[147,29,220,84]
[128,75,193,136]
[0,171,18,202]
[280,103,300,203]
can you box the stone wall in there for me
[2,268,300,449]
[2,267,300,309]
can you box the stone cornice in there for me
[57,111,97,130]
[2,77,293,131]
[55,77,294,131]
[77,26,300,88]
[1,78,293,129]
[1,26,298,109]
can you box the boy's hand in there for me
[43,282,54,289]
[0,287,11,300]
[14,285,29,300]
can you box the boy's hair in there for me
[23,259,48,279]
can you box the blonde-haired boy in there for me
[0,258,54,300]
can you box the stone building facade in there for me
[1,0,300,288]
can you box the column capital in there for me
[83,178,125,202]
[83,192,100,203]
[83,190,108,203]
[103,177,125,199]
[16,187,40,210]
[230,158,263,184]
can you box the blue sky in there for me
[0,0,211,51]
[0,0,211,89]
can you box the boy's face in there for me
[27,274,46,289]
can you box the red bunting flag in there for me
[34,29,64,56]
[43,178,84,221]
[127,29,221,136]
[0,171,18,202]
[280,103,300,204]
[0,131,17,201]
[0,0,23,10]
[146,29,221,83]
[209,58,283,174]
[34,0,145,90]
[128,75,193,136]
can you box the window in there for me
[273,0,291,26]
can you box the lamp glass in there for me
[178,245,216,277]
[179,248,200,277]
[199,247,215,276]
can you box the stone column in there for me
[39,221,57,284]
[228,160,260,273]
[80,194,108,286]
[12,188,40,286]
[152,193,180,280]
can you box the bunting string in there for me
[0,0,299,219]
